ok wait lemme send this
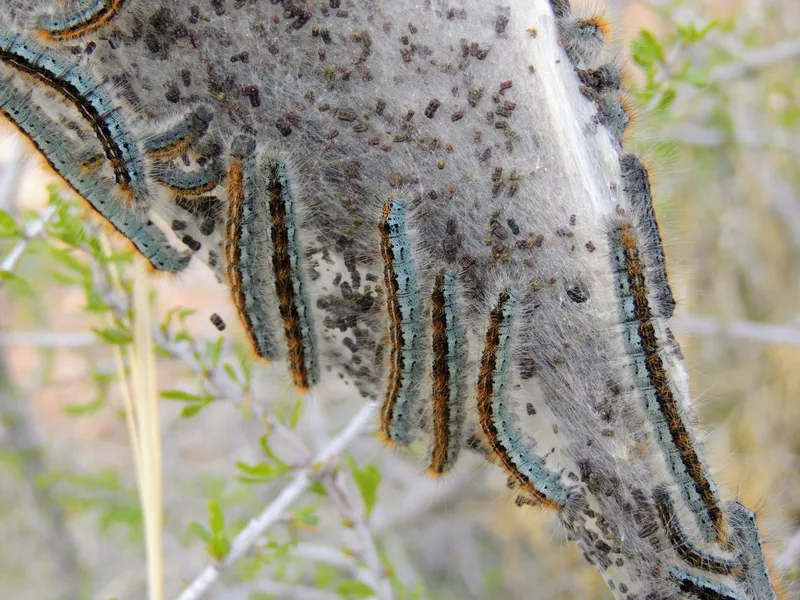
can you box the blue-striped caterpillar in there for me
[476,290,575,512]
[0,76,188,272]
[379,199,422,447]
[608,220,722,541]
[653,485,741,575]
[620,154,675,318]
[265,156,318,390]
[428,267,467,476]
[727,501,780,600]
[224,136,280,361]
[151,159,224,195]
[36,0,129,41]
[666,565,744,600]
[0,27,149,208]
[144,106,214,161]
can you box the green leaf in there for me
[337,580,375,599]
[308,480,328,496]
[84,286,109,313]
[208,500,225,536]
[288,399,303,429]
[178,308,197,320]
[655,87,677,113]
[64,395,106,416]
[346,457,381,518]
[210,536,230,560]
[190,522,214,544]
[181,402,210,418]
[681,68,709,87]
[50,247,91,277]
[92,327,132,345]
[259,434,282,463]
[295,506,319,527]
[631,29,664,70]
[0,209,18,237]
[161,390,214,403]
[0,270,34,296]
[235,460,289,483]
[207,337,224,368]
[223,363,241,385]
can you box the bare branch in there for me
[0,204,57,275]
[672,315,800,348]
[323,469,393,599]
[175,400,379,600]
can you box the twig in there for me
[175,400,379,600]
[0,204,57,275]
[324,469,393,599]
[291,543,376,588]
[0,332,97,347]
[710,38,800,82]
[672,315,800,348]
[154,331,311,462]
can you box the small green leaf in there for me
[235,460,290,483]
[84,286,109,313]
[223,363,241,385]
[208,500,225,536]
[190,522,214,544]
[0,270,34,295]
[92,327,132,345]
[161,390,214,403]
[207,337,224,368]
[295,506,319,527]
[50,247,91,277]
[346,457,381,518]
[288,399,303,429]
[308,480,328,496]
[210,536,230,560]
[64,395,106,416]
[0,209,18,237]
[631,29,664,69]
[681,68,709,87]
[181,403,210,418]
[337,580,375,599]
[655,87,677,112]
[259,434,281,462]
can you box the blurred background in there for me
[0,0,798,598]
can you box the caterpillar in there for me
[0,27,149,208]
[0,76,188,272]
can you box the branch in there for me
[672,315,800,348]
[0,204,58,275]
[0,331,97,347]
[323,469,393,599]
[154,331,311,462]
[710,38,800,82]
[291,543,376,588]
[175,400,379,600]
